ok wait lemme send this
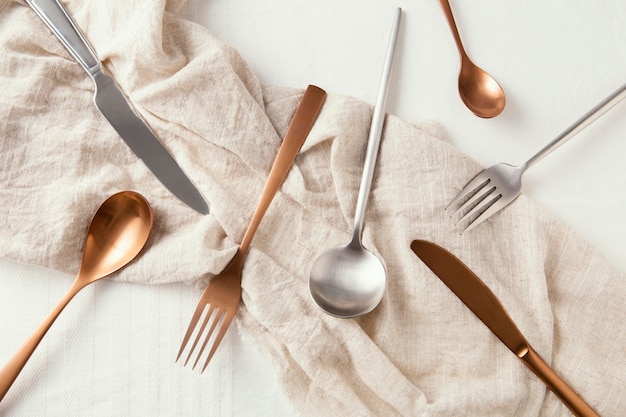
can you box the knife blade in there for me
[26,0,209,214]
[410,239,600,417]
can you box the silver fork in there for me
[448,83,626,232]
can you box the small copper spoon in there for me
[438,0,506,118]
[0,191,153,403]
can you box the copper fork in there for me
[176,85,327,371]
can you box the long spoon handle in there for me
[239,85,326,252]
[0,281,83,403]
[437,0,469,62]
[352,8,401,244]
[520,346,600,417]
[524,83,626,169]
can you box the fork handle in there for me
[525,83,626,169]
[239,85,326,252]
[437,0,470,63]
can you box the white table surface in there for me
[1,1,625,415]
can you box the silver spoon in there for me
[308,8,401,318]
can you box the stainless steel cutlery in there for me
[448,83,626,232]
[26,0,209,214]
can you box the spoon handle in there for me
[239,85,326,252]
[524,83,626,170]
[437,0,469,61]
[0,281,82,403]
[352,8,401,244]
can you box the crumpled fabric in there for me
[1,0,624,416]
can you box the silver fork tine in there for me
[462,195,505,233]
[455,185,499,224]
[184,304,216,366]
[200,310,236,372]
[176,300,207,363]
[446,174,491,212]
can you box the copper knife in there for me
[410,239,600,417]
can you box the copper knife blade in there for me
[410,239,600,417]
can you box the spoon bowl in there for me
[458,58,506,118]
[309,242,386,318]
[0,191,153,403]
[78,191,153,282]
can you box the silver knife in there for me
[25,0,209,214]
[410,239,600,417]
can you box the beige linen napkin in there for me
[1,0,624,416]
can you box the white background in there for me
[1,1,624,415]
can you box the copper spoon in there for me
[438,0,506,118]
[0,191,153,402]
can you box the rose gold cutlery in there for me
[0,191,153,403]
[176,85,327,372]
[448,83,626,232]
[437,0,505,118]
[411,239,600,417]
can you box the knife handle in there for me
[520,346,600,417]
[26,0,101,76]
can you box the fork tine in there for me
[446,174,491,212]
[455,185,498,224]
[191,308,224,370]
[461,193,503,233]
[176,296,209,363]
[183,304,216,366]
[201,310,236,373]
